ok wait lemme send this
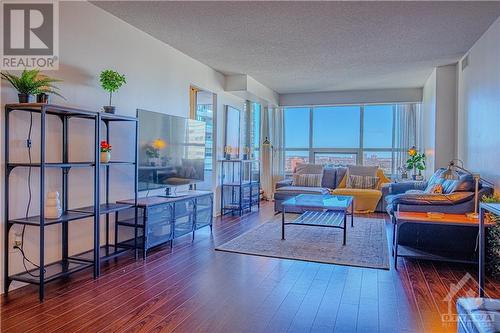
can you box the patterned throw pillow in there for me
[292,173,323,187]
[348,175,379,189]
[427,184,443,194]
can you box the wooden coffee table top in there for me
[395,211,495,227]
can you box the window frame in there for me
[284,104,410,176]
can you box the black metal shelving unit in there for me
[3,104,138,301]
[219,159,260,216]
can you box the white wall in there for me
[420,65,457,178]
[422,69,437,178]
[434,65,457,170]
[457,16,500,189]
[0,1,276,292]
[279,88,422,106]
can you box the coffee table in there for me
[281,194,354,245]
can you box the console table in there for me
[117,191,213,258]
[393,211,495,270]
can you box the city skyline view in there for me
[284,104,400,174]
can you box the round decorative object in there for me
[101,151,111,163]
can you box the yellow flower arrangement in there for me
[408,146,417,157]
[152,138,167,150]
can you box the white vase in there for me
[46,191,62,219]
[101,151,111,163]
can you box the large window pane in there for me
[285,151,309,173]
[314,153,357,167]
[284,108,310,148]
[313,106,360,148]
[363,105,393,148]
[363,151,393,174]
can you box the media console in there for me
[116,191,213,258]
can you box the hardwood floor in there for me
[1,201,499,333]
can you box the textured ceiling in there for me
[93,1,500,94]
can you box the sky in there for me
[284,105,394,149]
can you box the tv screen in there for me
[137,109,206,191]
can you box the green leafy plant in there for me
[483,194,500,276]
[145,145,160,158]
[99,70,126,106]
[1,69,64,97]
[406,151,426,175]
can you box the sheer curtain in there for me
[261,107,285,200]
[393,103,420,173]
[271,107,285,193]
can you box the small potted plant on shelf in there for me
[100,140,112,163]
[99,69,126,114]
[243,146,250,160]
[1,69,64,103]
[406,146,426,181]
[224,146,232,160]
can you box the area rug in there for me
[215,214,389,270]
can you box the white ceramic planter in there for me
[101,151,111,163]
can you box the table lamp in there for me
[441,159,495,219]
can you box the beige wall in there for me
[457,16,500,189]
[0,1,276,292]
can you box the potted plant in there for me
[482,194,500,276]
[224,146,232,160]
[243,147,250,160]
[1,69,63,103]
[406,146,426,180]
[99,69,126,114]
[100,140,112,163]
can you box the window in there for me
[314,152,357,167]
[363,105,393,148]
[285,150,309,173]
[284,107,310,148]
[313,106,360,148]
[195,103,213,171]
[363,151,392,174]
[283,103,419,175]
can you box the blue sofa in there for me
[384,168,493,216]
[384,168,494,256]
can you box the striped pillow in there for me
[348,175,379,189]
[292,173,323,187]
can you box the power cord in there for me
[14,112,45,278]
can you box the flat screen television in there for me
[137,109,206,192]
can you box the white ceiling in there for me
[93,1,500,94]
